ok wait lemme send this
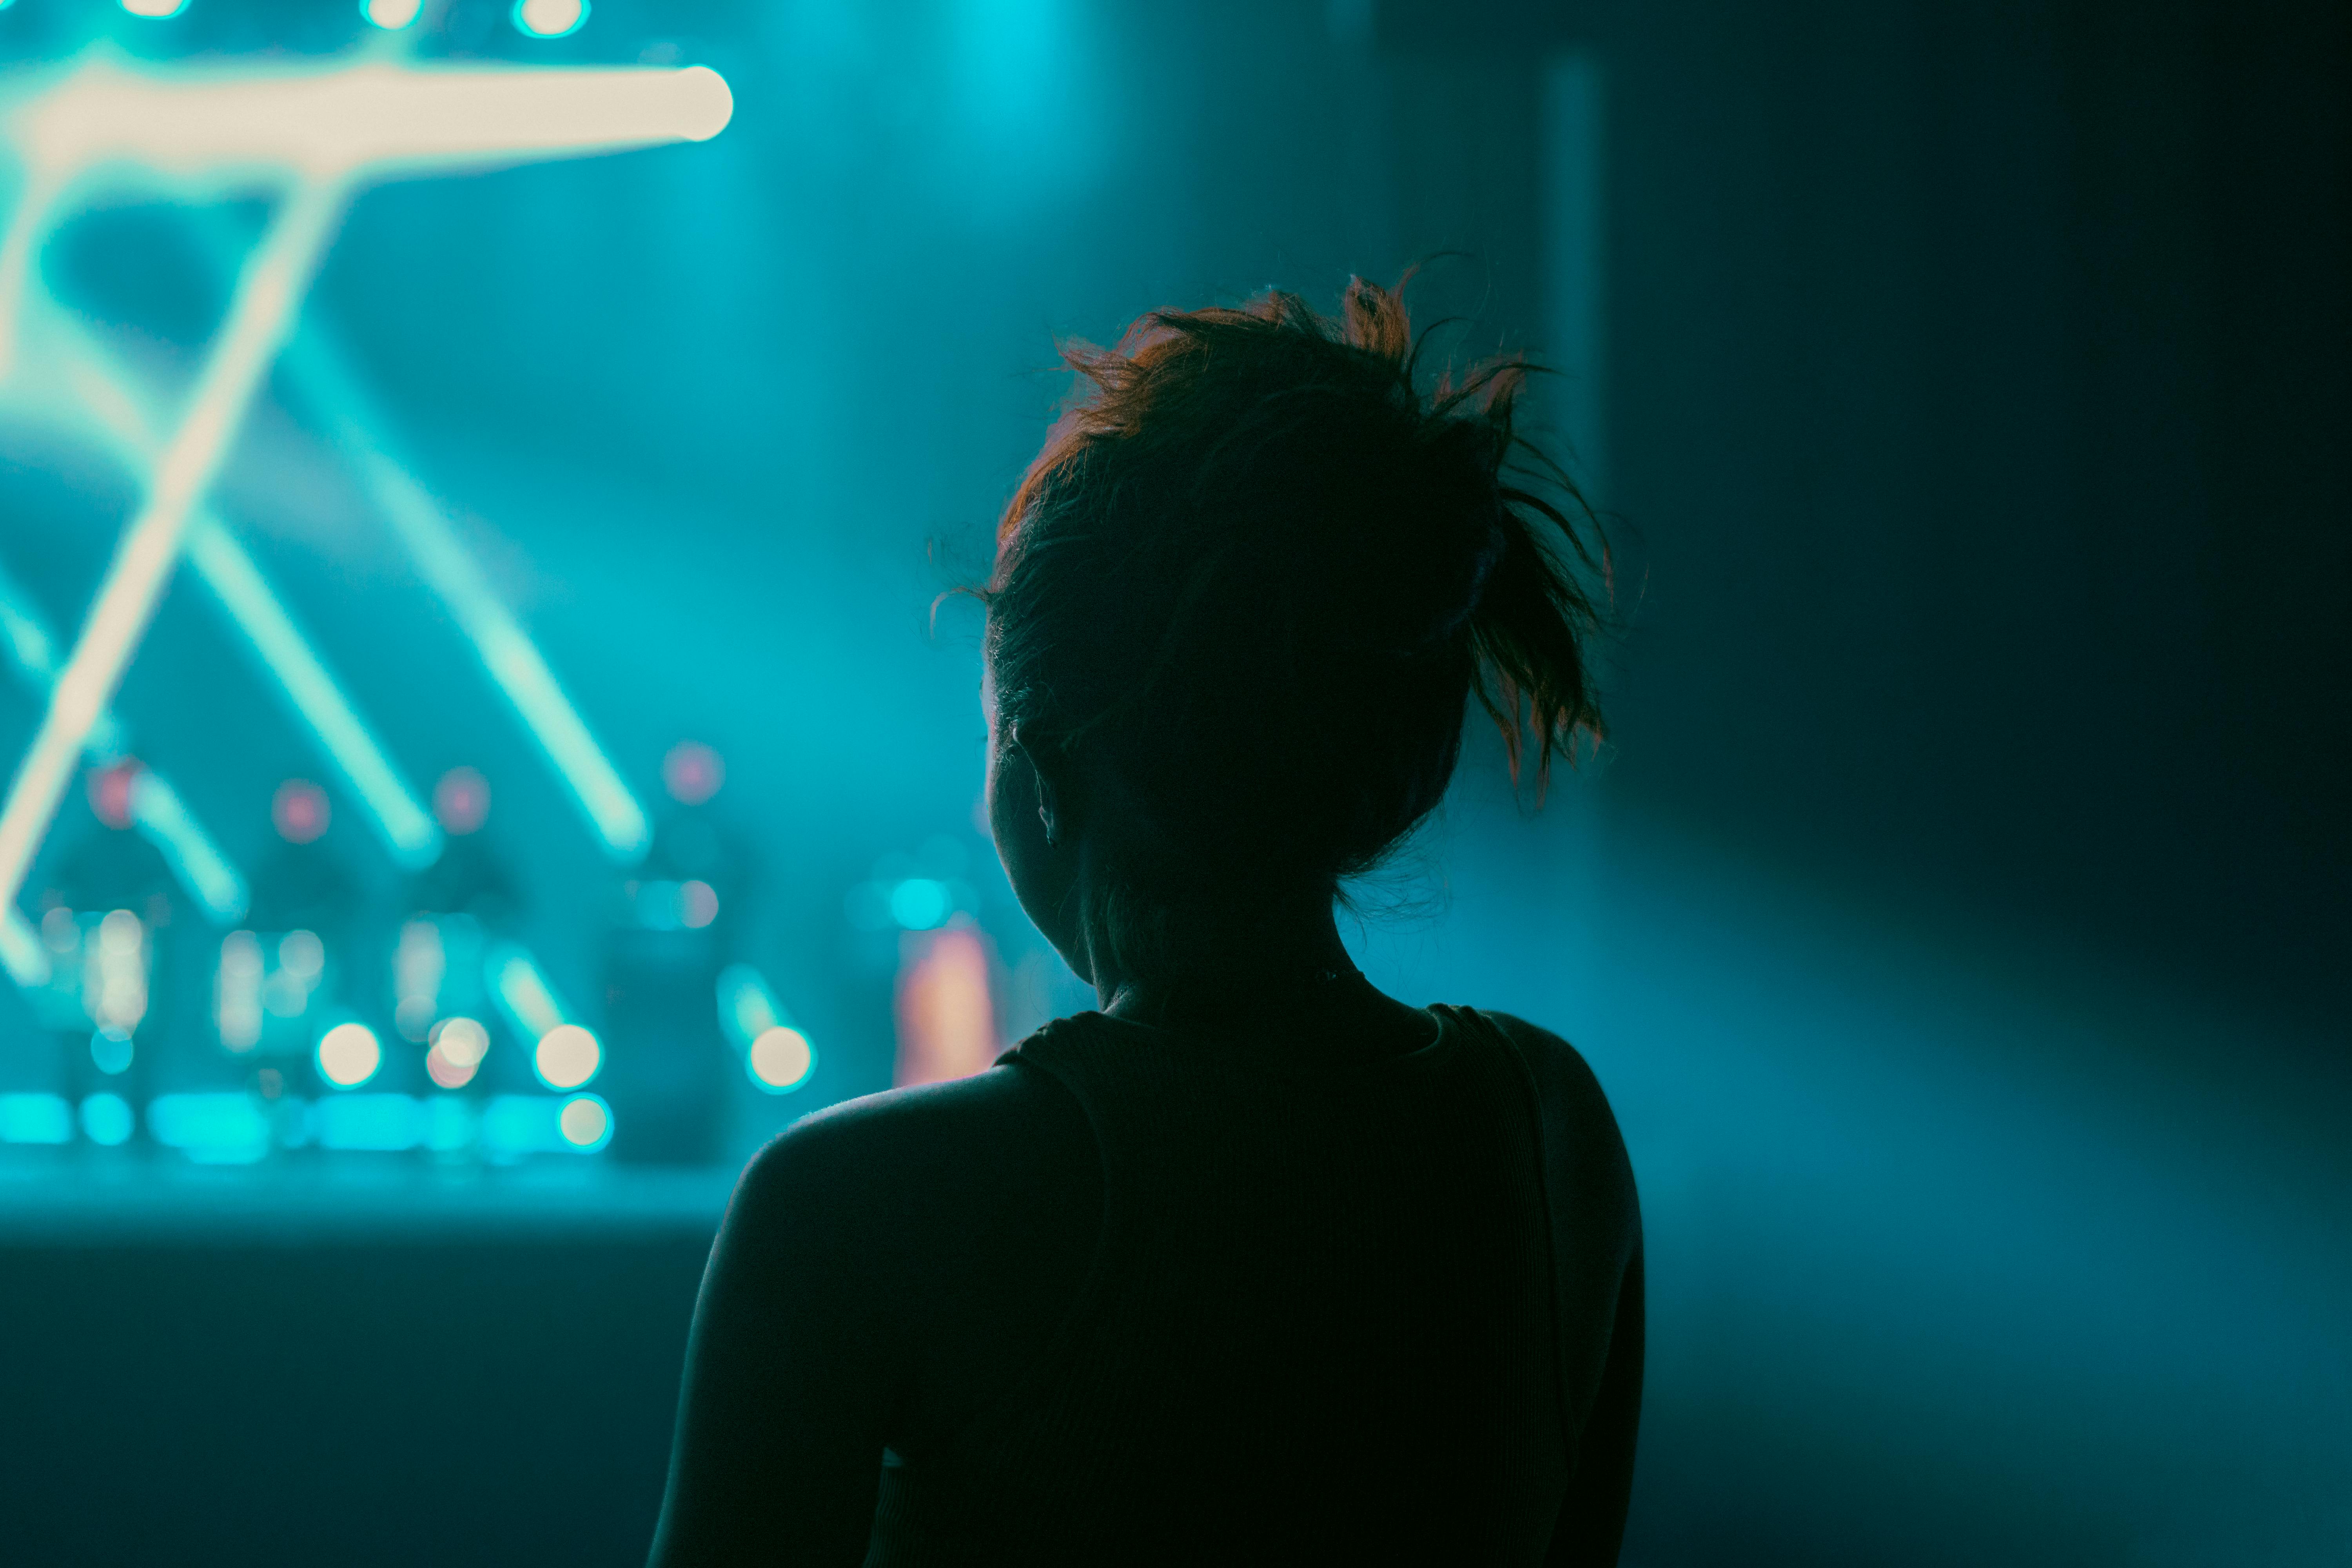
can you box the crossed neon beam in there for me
[0,51,729,925]
[12,292,443,873]
[0,553,247,920]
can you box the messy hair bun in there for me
[984,278,1606,969]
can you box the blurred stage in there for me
[0,0,2344,1564]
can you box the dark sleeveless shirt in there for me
[864,1005,1570,1566]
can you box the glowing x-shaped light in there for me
[0,53,731,916]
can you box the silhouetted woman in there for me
[648,280,1642,1566]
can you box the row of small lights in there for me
[92,0,594,39]
[0,1088,613,1151]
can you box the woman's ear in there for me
[1011,728,1069,849]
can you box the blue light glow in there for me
[89,1031,132,1075]
[147,1093,270,1162]
[716,962,785,1047]
[488,944,568,1042]
[315,1093,424,1151]
[480,1094,577,1155]
[0,1092,73,1144]
[423,1096,475,1152]
[890,877,953,930]
[78,1093,132,1147]
[127,773,247,925]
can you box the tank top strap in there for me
[1429,1004,1582,1470]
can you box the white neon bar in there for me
[183,519,441,868]
[9,58,734,179]
[0,181,348,917]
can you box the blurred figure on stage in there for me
[227,778,371,1111]
[398,766,521,1110]
[599,740,747,1163]
[25,762,182,1131]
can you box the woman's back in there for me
[872,1006,1589,1563]
[652,1000,1639,1566]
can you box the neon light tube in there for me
[0,179,348,916]
[488,942,569,1041]
[248,305,647,861]
[183,520,440,868]
[357,450,650,861]
[9,58,733,179]
[717,962,793,1049]
[126,772,248,924]
[0,553,123,756]
[0,169,64,381]
[0,554,248,922]
[0,906,50,988]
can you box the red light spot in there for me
[434,767,491,835]
[272,780,330,844]
[662,741,724,806]
[87,761,142,830]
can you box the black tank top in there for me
[865,1004,1570,1565]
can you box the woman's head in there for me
[984,278,1605,985]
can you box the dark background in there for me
[0,1,2344,1564]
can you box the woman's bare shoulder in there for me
[735,1057,1095,1249]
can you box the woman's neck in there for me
[1090,902,1396,1033]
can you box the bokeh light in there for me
[361,0,420,27]
[317,1021,382,1088]
[120,0,189,17]
[279,929,324,979]
[679,879,719,928]
[85,762,139,829]
[425,1015,490,1089]
[662,740,724,805]
[534,1023,601,1089]
[424,1045,472,1089]
[80,1093,132,1147]
[0,1092,73,1144]
[512,0,586,39]
[889,877,952,930]
[748,1025,814,1093]
[557,1093,610,1149]
[271,779,330,844]
[432,767,491,835]
[433,1015,490,1067]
